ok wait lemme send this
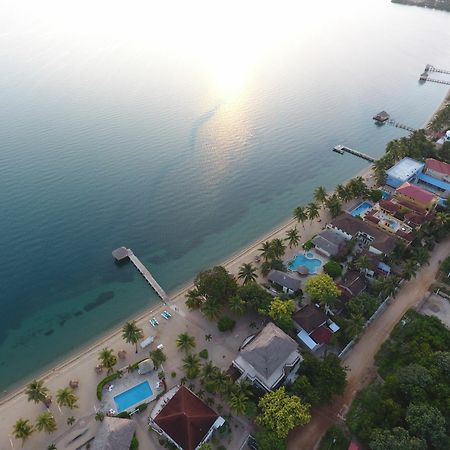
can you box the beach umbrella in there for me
[296,265,309,276]
[118,349,127,359]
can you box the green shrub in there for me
[129,433,139,450]
[96,372,121,400]
[323,260,342,279]
[217,316,236,332]
[303,240,314,251]
[117,411,130,418]
[171,371,177,378]
[199,349,209,359]
[368,189,383,202]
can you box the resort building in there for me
[394,182,438,212]
[312,229,347,258]
[292,304,340,351]
[149,385,224,450]
[92,417,136,450]
[338,270,367,300]
[267,269,302,295]
[232,322,302,391]
[328,213,398,256]
[424,158,450,183]
[385,157,424,189]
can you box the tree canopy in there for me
[263,298,295,332]
[323,260,342,279]
[304,273,340,306]
[194,266,237,304]
[256,387,311,439]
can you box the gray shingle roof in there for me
[92,417,136,450]
[240,322,299,380]
[312,230,346,256]
[267,270,301,292]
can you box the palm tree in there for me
[12,418,34,446]
[270,238,286,260]
[325,194,342,218]
[176,332,196,353]
[229,392,249,415]
[336,184,351,203]
[183,354,201,379]
[355,255,370,273]
[285,227,300,248]
[204,334,212,342]
[293,206,308,228]
[201,299,222,320]
[25,379,49,405]
[150,348,167,369]
[201,361,217,379]
[98,348,117,374]
[66,416,76,426]
[235,380,254,398]
[345,314,365,338]
[47,444,57,450]
[380,275,398,298]
[185,289,203,310]
[412,247,430,266]
[35,412,57,434]
[121,321,143,354]
[258,241,273,262]
[56,387,78,409]
[402,260,418,281]
[437,212,450,225]
[95,411,105,422]
[238,263,257,284]
[229,295,247,315]
[314,186,327,204]
[307,202,320,224]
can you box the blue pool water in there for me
[289,254,322,274]
[114,381,153,412]
[350,201,373,217]
[381,190,390,200]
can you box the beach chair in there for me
[152,317,159,325]
[163,310,172,318]
[161,312,169,320]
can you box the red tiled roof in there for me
[292,304,328,333]
[379,200,400,213]
[425,158,450,176]
[310,326,332,344]
[396,182,436,205]
[154,386,218,450]
[348,442,361,450]
[395,230,415,242]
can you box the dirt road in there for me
[288,237,450,450]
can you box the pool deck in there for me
[287,249,328,276]
[100,368,161,414]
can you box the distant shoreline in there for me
[392,0,450,13]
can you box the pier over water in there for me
[333,145,376,163]
[112,247,168,302]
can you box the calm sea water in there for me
[0,0,449,393]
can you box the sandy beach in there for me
[2,83,449,448]
[0,160,375,449]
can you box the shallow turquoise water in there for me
[0,0,449,392]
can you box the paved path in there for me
[288,237,450,450]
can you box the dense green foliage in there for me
[263,298,296,332]
[347,312,450,448]
[217,315,236,332]
[304,273,340,306]
[199,349,208,359]
[323,260,342,279]
[129,433,139,450]
[236,282,272,312]
[255,428,287,450]
[256,387,311,439]
[319,425,350,450]
[290,353,347,406]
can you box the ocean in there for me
[0,0,449,393]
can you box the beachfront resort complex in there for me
[4,114,450,449]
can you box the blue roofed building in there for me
[385,157,425,188]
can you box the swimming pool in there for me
[114,380,153,412]
[350,201,373,217]
[289,254,322,273]
[381,190,390,200]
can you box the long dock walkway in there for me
[112,247,168,302]
[333,145,376,163]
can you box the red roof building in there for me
[425,158,450,177]
[395,182,438,212]
[310,326,333,344]
[150,386,223,450]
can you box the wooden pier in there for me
[372,110,416,133]
[112,247,168,302]
[333,145,376,163]
[420,65,450,85]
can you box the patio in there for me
[100,368,162,414]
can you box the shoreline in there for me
[0,163,373,406]
[423,87,450,129]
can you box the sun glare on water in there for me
[5,0,308,100]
